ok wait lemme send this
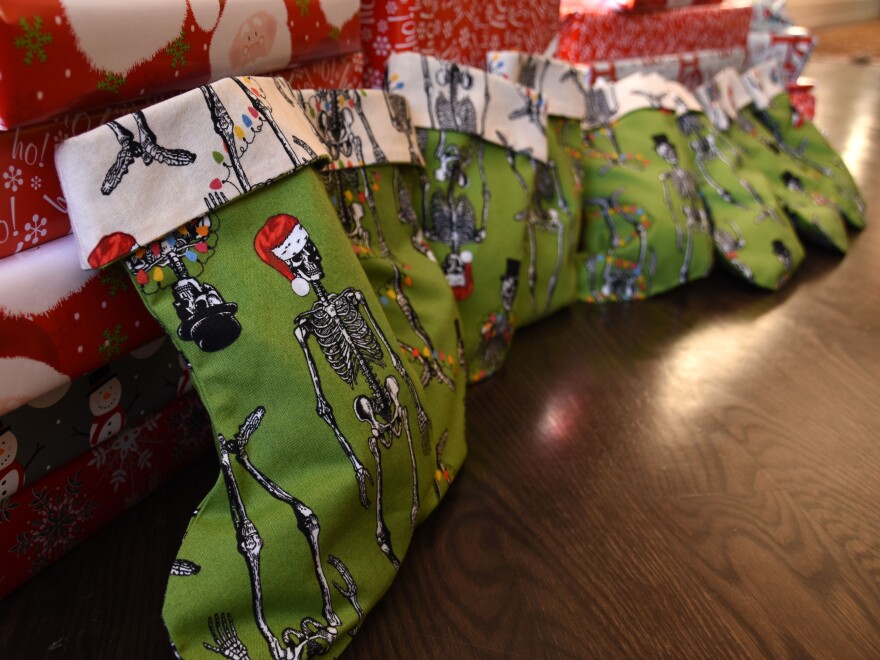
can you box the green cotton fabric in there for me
[123,170,463,659]
[747,94,865,229]
[725,113,850,252]
[416,129,532,382]
[676,112,805,290]
[580,108,714,302]
[320,160,466,491]
[514,115,585,326]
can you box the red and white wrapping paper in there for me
[0,392,212,598]
[560,0,722,14]
[557,4,753,64]
[0,0,361,131]
[586,48,747,90]
[360,0,559,88]
[746,28,816,85]
[0,234,163,416]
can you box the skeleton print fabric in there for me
[487,52,587,325]
[386,53,547,381]
[56,75,329,269]
[299,87,467,507]
[579,72,714,302]
[741,59,866,230]
[709,66,853,252]
[57,82,466,660]
[666,78,805,289]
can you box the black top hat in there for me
[652,134,672,147]
[772,240,791,257]
[781,171,800,186]
[502,259,521,280]
[88,365,116,393]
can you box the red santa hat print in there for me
[254,214,312,297]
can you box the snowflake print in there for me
[98,324,128,361]
[364,68,384,89]
[442,22,453,40]
[3,166,23,192]
[99,268,129,297]
[377,19,388,34]
[8,473,97,574]
[362,27,373,41]
[374,35,391,58]
[24,214,47,245]
[88,419,160,492]
[14,16,52,65]
[165,31,190,68]
[97,71,126,94]
[387,0,399,12]
[458,26,472,50]
[30,175,41,191]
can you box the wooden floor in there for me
[2,61,880,659]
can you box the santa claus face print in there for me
[0,428,17,472]
[229,10,278,70]
[89,378,123,416]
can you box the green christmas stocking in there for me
[57,76,464,659]
[487,51,587,325]
[742,59,865,229]
[386,53,548,382]
[711,67,850,252]
[666,78,806,290]
[294,87,466,501]
[579,73,714,302]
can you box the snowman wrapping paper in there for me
[0,335,189,501]
[0,0,362,130]
[0,234,164,417]
[0,392,212,599]
[56,74,467,658]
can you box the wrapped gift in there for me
[587,48,747,90]
[281,50,364,88]
[0,336,189,500]
[0,0,361,130]
[557,4,753,63]
[787,77,815,127]
[561,0,722,13]
[0,235,163,416]
[746,27,816,85]
[0,392,211,598]
[360,0,560,88]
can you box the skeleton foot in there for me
[329,554,364,636]
[281,618,337,660]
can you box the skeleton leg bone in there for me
[354,395,401,570]
[295,325,372,507]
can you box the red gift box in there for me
[0,0,361,131]
[361,0,559,88]
[557,4,753,63]
[0,392,212,598]
[560,0,722,14]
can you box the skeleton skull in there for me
[272,223,324,285]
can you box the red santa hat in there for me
[254,214,312,296]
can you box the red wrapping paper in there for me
[0,0,360,131]
[560,0,722,13]
[0,393,212,598]
[0,235,163,416]
[746,28,816,85]
[557,4,753,63]
[361,0,559,88]
[0,51,364,261]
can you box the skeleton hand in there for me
[203,613,250,660]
